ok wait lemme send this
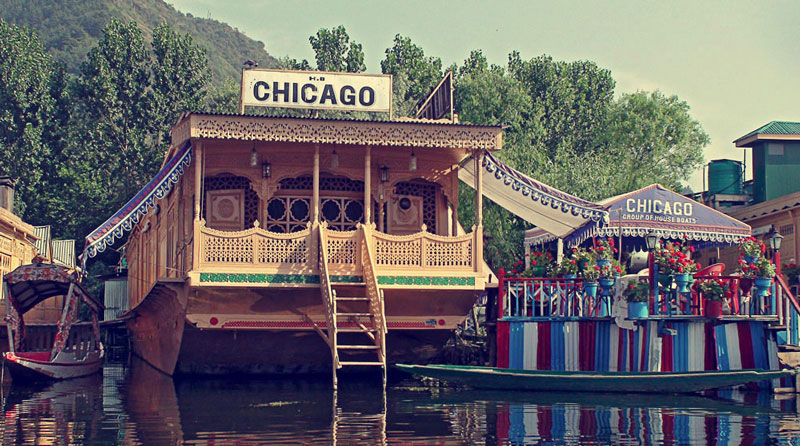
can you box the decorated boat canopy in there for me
[3,263,103,315]
[459,152,607,243]
[526,184,751,246]
[81,141,193,262]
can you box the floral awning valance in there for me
[82,142,193,260]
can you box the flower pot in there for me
[657,273,673,289]
[583,282,598,298]
[704,299,723,318]
[563,274,577,282]
[598,278,615,296]
[753,277,773,297]
[743,254,759,264]
[577,260,589,272]
[674,273,691,293]
[628,301,649,319]
[739,277,753,294]
[597,259,612,269]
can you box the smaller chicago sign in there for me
[241,69,392,113]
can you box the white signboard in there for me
[241,69,392,113]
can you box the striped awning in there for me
[459,152,607,243]
[82,142,193,260]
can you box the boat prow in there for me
[4,346,104,381]
[395,364,797,394]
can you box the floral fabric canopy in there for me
[3,263,103,314]
[459,152,607,243]
[82,142,193,262]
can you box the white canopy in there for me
[459,152,607,242]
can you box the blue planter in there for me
[563,274,577,279]
[598,278,615,296]
[743,254,759,264]
[628,301,649,318]
[597,259,612,269]
[753,277,772,297]
[674,273,691,293]
[583,282,598,298]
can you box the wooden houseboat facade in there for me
[98,112,502,378]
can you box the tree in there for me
[603,91,709,194]
[309,26,365,73]
[0,19,58,217]
[380,35,442,117]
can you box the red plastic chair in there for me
[692,263,726,314]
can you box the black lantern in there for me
[645,231,659,251]
[380,166,389,183]
[409,151,417,172]
[249,146,258,167]
[262,161,271,178]
[769,227,784,252]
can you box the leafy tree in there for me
[603,91,709,194]
[0,19,58,217]
[309,26,365,72]
[380,35,442,117]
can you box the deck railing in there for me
[194,222,478,277]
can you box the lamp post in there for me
[768,227,784,276]
[645,231,659,306]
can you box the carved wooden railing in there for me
[371,229,474,271]
[198,221,312,269]
[318,223,339,372]
[324,227,362,276]
[360,224,386,365]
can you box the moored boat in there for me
[3,263,105,380]
[395,363,796,393]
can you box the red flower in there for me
[532,260,537,265]
[688,246,695,253]
[598,246,605,251]
[570,260,576,264]
[499,268,505,275]
[594,265,600,270]
[572,248,577,253]
[525,253,530,257]
[608,238,615,247]
[696,263,702,270]
[613,248,618,253]
[512,270,517,274]
[517,260,523,265]
[678,266,684,273]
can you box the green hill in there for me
[1,0,278,83]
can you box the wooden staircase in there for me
[317,223,387,389]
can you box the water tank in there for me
[707,159,743,195]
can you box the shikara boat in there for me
[395,364,796,394]
[3,263,105,380]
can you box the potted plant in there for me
[557,256,579,279]
[582,260,600,298]
[623,281,650,318]
[751,257,776,297]
[738,236,765,264]
[526,251,555,277]
[572,247,593,273]
[698,279,726,318]
[593,238,617,269]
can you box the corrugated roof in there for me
[734,121,800,145]
[187,111,501,128]
[52,239,75,268]
[33,225,50,259]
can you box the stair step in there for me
[767,325,787,331]
[337,345,380,350]
[338,327,377,333]
[337,312,372,317]
[336,297,369,301]
[339,361,385,367]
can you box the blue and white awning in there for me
[82,142,192,260]
[459,152,607,242]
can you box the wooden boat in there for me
[3,263,105,380]
[395,364,796,393]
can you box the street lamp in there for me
[646,231,659,304]
[768,227,784,275]
[645,231,659,251]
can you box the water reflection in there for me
[1,360,799,445]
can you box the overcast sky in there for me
[169,0,799,192]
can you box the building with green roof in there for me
[734,121,800,204]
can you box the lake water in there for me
[2,358,800,445]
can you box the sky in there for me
[169,0,800,192]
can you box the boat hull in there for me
[4,349,104,381]
[395,364,795,393]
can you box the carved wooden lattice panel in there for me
[265,196,311,233]
[257,237,308,263]
[203,235,254,263]
[327,237,357,265]
[375,239,421,267]
[395,181,437,233]
[204,175,258,228]
[425,240,473,268]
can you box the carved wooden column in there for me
[474,150,484,272]
[313,145,320,222]
[365,146,372,225]
[192,141,203,271]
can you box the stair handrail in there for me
[775,274,800,347]
[360,224,387,365]
[318,222,339,368]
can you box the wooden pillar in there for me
[365,146,372,225]
[474,151,484,272]
[313,145,320,222]
[193,141,203,221]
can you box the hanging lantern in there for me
[409,151,417,172]
[331,149,339,169]
[249,145,258,167]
